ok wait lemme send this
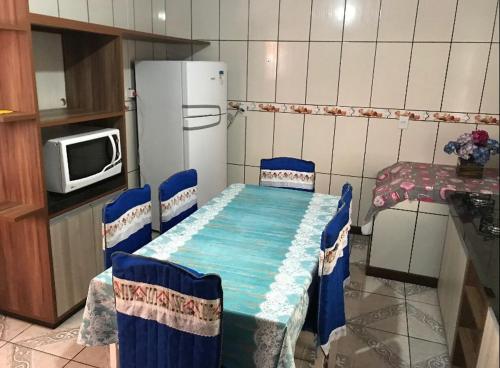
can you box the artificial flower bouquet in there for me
[444,130,499,178]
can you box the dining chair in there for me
[159,169,198,234]
[111,252,223,368]
[259,157,315,192]
[103,185,152,269]
[338,183,353,286]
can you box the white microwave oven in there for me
[43,128,122,194]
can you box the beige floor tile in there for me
[12,310,85,360]
[0,315,32,341]
[65,361,95,368]
[73,345,110,368]
[347,263,406,300]
[0,340,6,348]
[330,324,410,368]
[409,337,450,368]
[346,290,408,336]
[0,342,69,368]
[406,301,446,345]
[405,284,439,306]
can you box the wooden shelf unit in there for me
[39,108,123,127]
[0,201,44,222]
[0,111,37,123]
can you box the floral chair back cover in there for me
[111,252,223,368]
[338,183,353,286]
[159,169,198,234]
[102,185,152,269]
[260,157,316,192]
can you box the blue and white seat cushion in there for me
[317,202,350,355]
[159,169,198,234]
[103,185,152,269]
[260,157,315,192]
[112,252,223,368]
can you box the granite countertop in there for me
[448,192,499,321]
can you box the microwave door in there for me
[101,135,117,172]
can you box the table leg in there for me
[109,344,119,368]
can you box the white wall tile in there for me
[494,4,499,42]
[278,0,312,41]
[337,43,375,107]
[399,121,438,164]
[135,41,154,60]
[123,40,136,97]
[315,173,331,194]
[113,0,135,29]
[58,0,89,22]
[364,118,401,178]
[220,41,248,100]
[88,0,113,26]
[228,164,245,184]
[29,0,59,16]
[406,43,450,111]
[481,44,499,114]
[433,122,472,165]
[377,0,418,41]
[249,0,279,40]
[247,41,277,101]
[276,42,309,103]
[273,113,304,158]
[166,44,192,60]
[310,0,344,41]
[166,0,191,38]
[359,177,376,225]
[152,0,167,34]
[220,0,248,40]
[244,166,261,184]
[192,0,219,40]
[228,115,246,164]
[371,43,412,108]
[482,124,500,169]
[442,43,490,113]
[306,42,341,105]
[134,0,152,32]
[33,32,67,110]
[414,0,456,42]
[330,175,362,225]
[343,0,380,41]
[245,111,274,165]
[125,110,138,172]
[302,115,335,173]
[453,0,497,42]
[153,43,167,59]
[193,42,220,61]
[331,117,368,176]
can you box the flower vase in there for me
[456,158,484,179]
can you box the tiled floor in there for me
[0,234,449,368]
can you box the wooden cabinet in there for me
[50,206,97,317]
[477,308,499,368]
[438,216,468,353]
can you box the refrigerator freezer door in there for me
[136,61,185,231]
[182,61,227,118]
[183,114,227,205]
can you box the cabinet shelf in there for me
[39,108,124,127]
[0,111,36,123]
[0,201,44,222]
[0,23,28,31]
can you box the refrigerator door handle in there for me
[183,114,222,131]
[182,104,222,117]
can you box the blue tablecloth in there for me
[78,184,339,368]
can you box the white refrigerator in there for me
[135,61,227,231]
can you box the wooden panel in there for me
[39,108,123,127]
[0,213,56,323]
[0,200,44,222]
[50,206,98,316]
[0,0,29,27]
[477,308,499,368]
[438,217,469,355]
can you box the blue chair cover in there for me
[103,185,152,269]
[338,183,353,286]
[317,202,350,354]
[260,157,315,192]
[112,252,223,368]
[159,169,198,234]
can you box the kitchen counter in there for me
[448,192,499,321]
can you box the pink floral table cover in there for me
[363,162,500,224]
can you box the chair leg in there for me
[109,344,119,368]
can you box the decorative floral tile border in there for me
[228,101,499,126]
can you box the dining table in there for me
[77,183,340,368]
